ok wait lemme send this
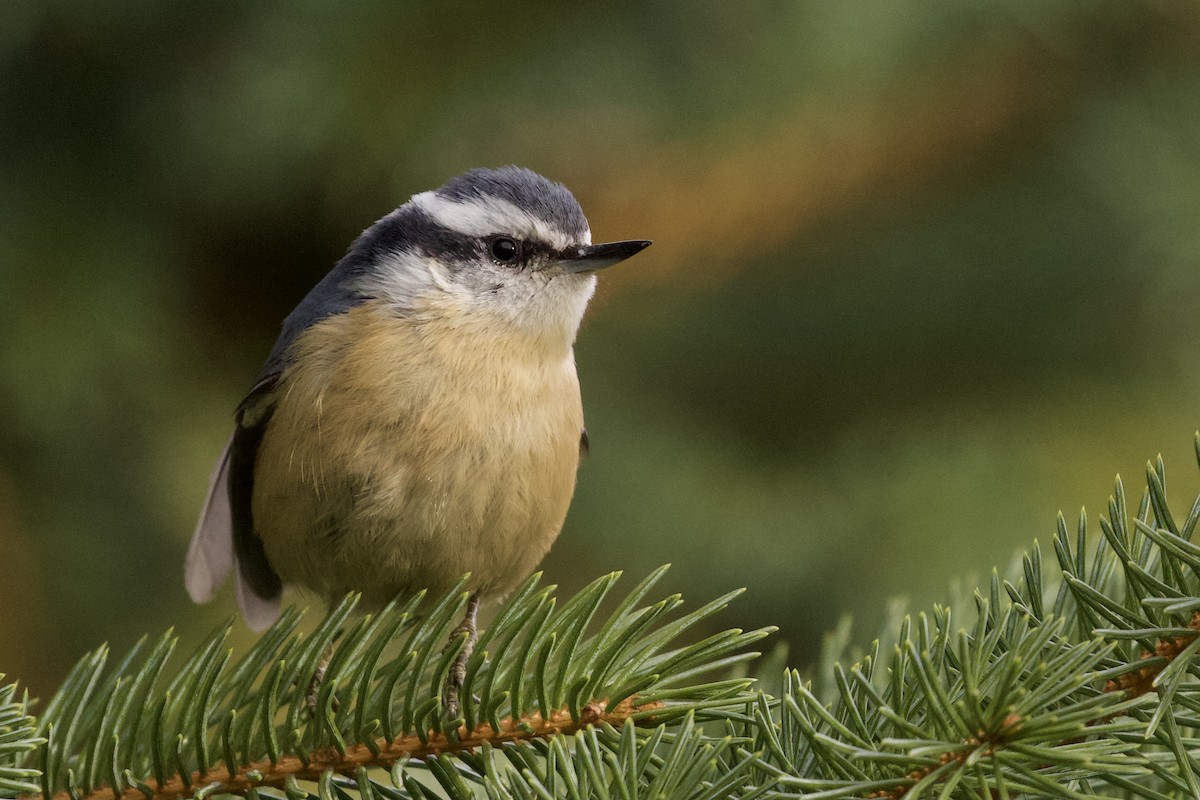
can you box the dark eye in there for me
[490,237,520,263]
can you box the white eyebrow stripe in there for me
[411,191,580,250]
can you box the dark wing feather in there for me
[227,379,284,629]
[184,378,284,631]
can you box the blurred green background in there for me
[4,1,1200,699]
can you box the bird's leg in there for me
[306,641,336,717]
[443,592,481,721]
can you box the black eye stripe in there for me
[363,207,569,269]
[486,236,557,266]
[370,208,479,263]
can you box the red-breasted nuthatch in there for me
[184,167,650,710]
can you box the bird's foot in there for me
[306,642,338,717]
[443,592,481,721]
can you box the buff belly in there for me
[250,303,583,607]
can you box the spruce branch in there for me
[24,438,1200,797]
[25,568,771,800]
[63,698,652,800]
[748,436,1200,798]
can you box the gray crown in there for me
[436,166,589,241]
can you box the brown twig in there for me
[1103,612,1200,700]
[866,716,1017,800]
[51,698,660,800]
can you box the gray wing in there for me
[185,276,360,628]
[227,382,283,629]
[185,208,404,628]
[185,381,284,632]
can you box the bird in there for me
[184,166,650,715]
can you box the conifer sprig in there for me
[28,569,770,800]
[22,437,1200,798]
[745,437,1200,798]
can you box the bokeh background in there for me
[4,1,1200,699]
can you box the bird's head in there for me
[351,166,650,348]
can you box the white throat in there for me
[356,249,596,356]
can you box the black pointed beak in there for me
[559,239,652,273]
